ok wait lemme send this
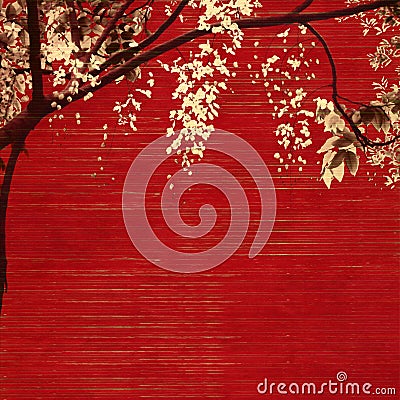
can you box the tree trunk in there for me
[0,100,58,313]
[0,145,22,314]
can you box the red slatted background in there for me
[0,1,399,399]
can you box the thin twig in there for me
[304,22,400,147]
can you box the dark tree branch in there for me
[0,144,22,314]
[292,0,314,14]
[94,0,189,75]
[91,0,399,88]
[237,0,399,28]
[26,0,43,101]
[65,0,82,51]
[304,22,400,148]
[94,0,398,80]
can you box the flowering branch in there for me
[0,0,398,152]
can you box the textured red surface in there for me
[0,1,399,399]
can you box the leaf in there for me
[0,32,10,48]
[352,111,361,124]
[125,68,139,82]
[93,1,109,15]
[92,24,103,35]
[332,138,353,148]
[77,16,91,28]
[321,150,335,172]
[11,1,22,14]
[327,150,346,169]
[342,130,358,143]
[381,117,391,135]
[317,136,339,154]
[19,29,29,46]
[345,152,359,176]
[79,25,91,36]
[105,42,120,54]
[360,107,375,125]
[80,35,91,51]
[14,98,21,113]
[121,31,132,41]
[14,75,25,94]
[321,169,333,189]
[371,108,384,131]
[59,12,69,24]
[332,161,345,182]
[110,31,118,42]
[6,3,16,19]
[324,111,344,132]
